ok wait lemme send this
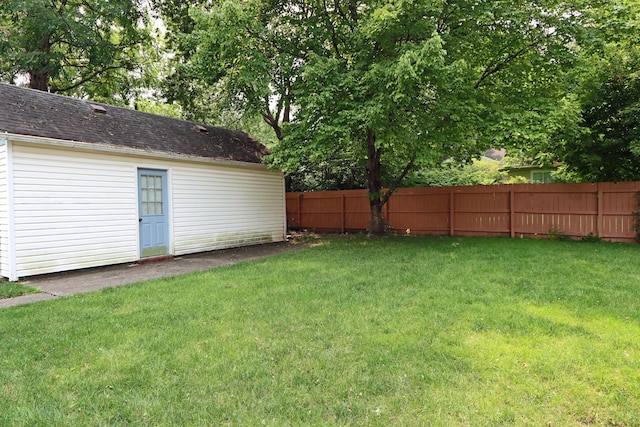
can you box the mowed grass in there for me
[1,236,639,426]
[0,281,39,299]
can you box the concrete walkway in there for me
[0,242,304,309]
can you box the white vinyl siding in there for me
[172,164,285,254]
[11,145,139,277]
[5,141,285,279]
[0,141,8,277]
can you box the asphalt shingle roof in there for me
[0,83,268,164]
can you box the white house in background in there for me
[0,83,286,281]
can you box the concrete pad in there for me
[0,292,55,308]
[1,242,305,309]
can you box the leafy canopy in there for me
[0,0,150,98]
[551,0,640,182]
[183,0,599,233]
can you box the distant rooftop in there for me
[484,148,506,161]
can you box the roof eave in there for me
[1,132,270,171]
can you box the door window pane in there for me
[141,174,164,215]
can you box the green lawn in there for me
[1,236,639,426]
[0,281,39,300]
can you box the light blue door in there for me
[138,169,169,258]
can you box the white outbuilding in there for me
[0,83,286,281]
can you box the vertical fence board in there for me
[285,182,640,242]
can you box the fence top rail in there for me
[288,181,640,198]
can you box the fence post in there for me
[297,194,302,229]
[384,197,389,227]
[449,189,455,236]
[510,188,515,238]
[341,194,345,233]
[597,183,603,237]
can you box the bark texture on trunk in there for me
[365,128,417,236]
[28,70,49,91]
[28,37,52,92]
[366,129,386,235]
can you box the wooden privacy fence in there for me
[286,182,640,243]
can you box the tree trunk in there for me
[369,200,386,236]
[365,129,417,236]
[28,70,49,91]
[262,111,283,141]
[366,129,386,235]
[28,37,52,92]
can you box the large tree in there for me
[551,0,640,182]
[147,0,214,121]
[183,1,306,136]
[0,0,149,95]
[558,67,640,182]
[183,0,596,234]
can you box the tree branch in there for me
[347,1,359,23]
[381,155,416,206]
[332,0,347,21]
[50,64,122,92]
[321,0,342,57]
[262,109,283,140]
[474,39,540,89]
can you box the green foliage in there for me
[281,1,588,231]
[285,154,366,192]
[406,158,509,188]
[549,0,640,182]
[561,70,640,182]
[166,1,300,134]
[0,0,150,97]
[580,233,603,243]
[547,227,571,241]
[158,1,619,231]
[134,99,183,119]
